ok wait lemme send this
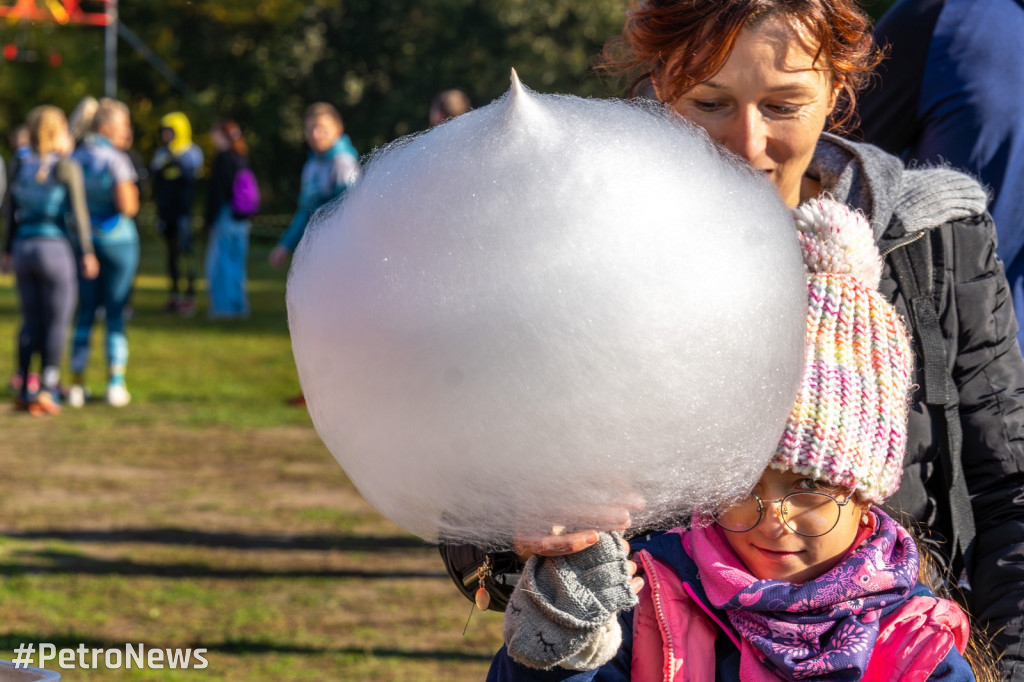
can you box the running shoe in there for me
[105,384,131,408]
[34,391,62,415]
[67,384,86,408]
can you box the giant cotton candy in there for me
[287,74,807,550]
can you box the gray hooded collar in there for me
[807,132,988,239]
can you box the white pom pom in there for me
[791,197,883,289]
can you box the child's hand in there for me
[513,495,644,560]
[513,497,646,595]
[515,527,605,559]
[504,531,640,670]
[628,557,644,595]
[516,532,644,594]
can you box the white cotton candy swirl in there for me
[286,73,808,550]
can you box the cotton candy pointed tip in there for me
[503,68,538,122]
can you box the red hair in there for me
[216,120,249,158]
[601,0,880,131]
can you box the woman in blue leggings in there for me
[68,98,140,408]
[1,106,97,415]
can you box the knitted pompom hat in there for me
[770,198,913,504]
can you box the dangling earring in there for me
[861,512,870,526]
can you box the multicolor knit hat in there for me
[770,198,913,504]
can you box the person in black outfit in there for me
[151,112,203,317]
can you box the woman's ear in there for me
[648,75,664,103]
[828,80,842,113]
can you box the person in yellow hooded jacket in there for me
[151,112,203,317]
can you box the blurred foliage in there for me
[0,0,897,213]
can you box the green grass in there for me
[0,234,504,680]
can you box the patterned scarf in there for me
[688,508,918,681]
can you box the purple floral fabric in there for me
[691,507,919,681]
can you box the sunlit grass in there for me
[0,234,503,680]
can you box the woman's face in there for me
[721,467,868,583]
[305,114,342,154]
[100,112,132,150]
[666,15,837,208]
[211,129,229,151]
[52,119,73,156]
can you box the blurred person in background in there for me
[68,98,140,408]
[268,102,359,269]
[429,89,472,127]
[204,120,254,319]
[94,96,146,318]
[152,111,203,317]
[2,105,97,415]
[4,124,27,396]
[9,124,31,162]
[857,0,1024,348]
[108,111,147,198]
[269,102,359,407]
[68,96,98,145]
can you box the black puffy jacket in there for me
[879,211,1024,679]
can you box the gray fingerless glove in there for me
[502,531,638,670]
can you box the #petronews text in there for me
[12,642,209,670]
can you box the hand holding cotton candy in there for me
[287,73,808,551]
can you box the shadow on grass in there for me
[0,529,429,552]
[0,632,492,662]
[0,549,447,580]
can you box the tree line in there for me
[0,0,895,215]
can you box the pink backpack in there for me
[231,167,261,218]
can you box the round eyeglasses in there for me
[712,490,853,537]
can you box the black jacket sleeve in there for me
[944,213,1024,680]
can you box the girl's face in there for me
[665,15,837,208]
[721,467,869,583]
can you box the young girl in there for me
[487,199,975,680]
